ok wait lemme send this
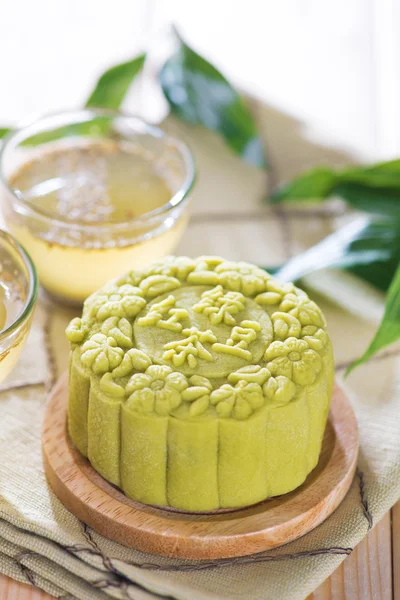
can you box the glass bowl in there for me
[0,109,196,305]
[0,229,38,383]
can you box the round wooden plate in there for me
[42,373,359,560]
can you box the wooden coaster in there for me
[42,373,359,560]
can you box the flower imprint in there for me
[187,256,225,286]
[255,278,296,307]
[265,337,322,385]
[195,256,225,270]
[99,372,125,398]
[193,285,245,325]
[271,312,301,340]
[210,380,264,420]
[163,327,218,368]
[214,261,269,296]
[86,284,146,321]
[227,365,271,385]
[121,258,195,287]
[279,293,326,328]
[111,349,152,377]
[300,325,329,351]
[139,275,181,298]
[182,375,213,416]
[263,375,296,406]
[66,318,88,343]
[101,317,133,348]
[143,256,196,281]
[126,365,188,415]
[81,333,124,375]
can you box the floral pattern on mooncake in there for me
[66,256,334,512]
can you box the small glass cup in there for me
[0,230,38,383]
[0,109,195,305]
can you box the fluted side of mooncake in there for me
[66,256,334,512]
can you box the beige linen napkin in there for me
[0,120,398,600]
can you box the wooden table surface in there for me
[0,500,398,599]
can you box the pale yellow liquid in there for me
[0,278,30,383]
[9,142,189,304]
[0,287,6,331]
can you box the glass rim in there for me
[0,108,196,232]
[0,229,38,341]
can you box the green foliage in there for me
[85,54,146,110]
[273,160,400,371]
[159,31,265,168]
[272,159,400,217]
[346,262,400,374]
[275,218,400,288]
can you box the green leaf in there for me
[364,158,400,172]
[0,128,11,139]
[346,261,400,374]
[159,31,265,168]
[335,182,400,217]
[275,217,400,288]
[85,53,146,109]
[272,159,400,216]
[273,216,400,373]
[20,54,147,147]
[347,258,399,292]
[21,117,112,147]
[341,160,400,188]
[271,167,337,202]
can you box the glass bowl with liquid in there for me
[0,230,38,383]
[0,109,195,305]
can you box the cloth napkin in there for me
[0,118,399,600]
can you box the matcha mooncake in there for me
[66,256,334,512]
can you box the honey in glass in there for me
[0,231,37,383]
[1,110,195,305]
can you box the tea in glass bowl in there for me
[0,230,38,383]
[0,110,195,305]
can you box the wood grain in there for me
[41,373,358,560]
[0,576,53,599]
[307,511,393,600]
[393,500,400,600]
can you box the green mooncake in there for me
[66,256,334,512]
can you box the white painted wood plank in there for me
[163,117,267,216]
[176,218,288,266]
